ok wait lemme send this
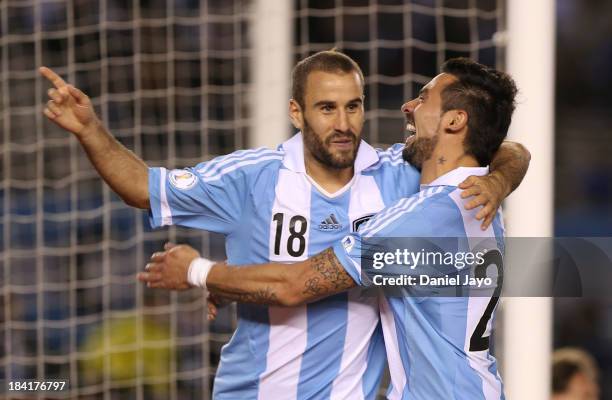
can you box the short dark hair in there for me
[291,50,365,109]
[440,58,518,166]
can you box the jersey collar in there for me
[421,166,489,188]
[279,132,379,174]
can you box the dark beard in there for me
[402,134,439,169]
[302,119,360,169]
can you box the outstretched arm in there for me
[40,67,150,209]
[137,244,356,307]
[458,141,531,229]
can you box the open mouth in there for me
[404,113,416,135]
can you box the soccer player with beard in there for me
[141,58,518,399]
[42,51,526,399]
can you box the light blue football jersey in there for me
[334,167,505,400]
[148,133,420,400]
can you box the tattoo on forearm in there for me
[303,248,354,296]
[235,287,279,305]
[303,277,324,297]
[438,156,446,165]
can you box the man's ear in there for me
[444,109,468,133]
[289,99,304,130]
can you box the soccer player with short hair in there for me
[141,58,519,399]
[42,51,527,399]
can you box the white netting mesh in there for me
[1,0,504,399]
[1,0,250,399]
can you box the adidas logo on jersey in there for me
[319,213,342,230]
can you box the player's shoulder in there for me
[358,186,449,237]
[415,186,478,237]
[376,143,405,158]
[361,144,420,198]
[194,147,284,181]
[414,186,460,211]
[363,143,417,174]
[409,186,468,222]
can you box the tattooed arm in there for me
[205,248,356,307]
[137,244,356,306]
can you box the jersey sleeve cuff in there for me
[332,239,364,286]
[148,167,172,228]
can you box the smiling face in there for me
[290,70,365,169]
[401,73,458,167]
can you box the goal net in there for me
[0,0,505,399]
[2,1,250,399]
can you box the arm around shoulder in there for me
[490,141,531,196]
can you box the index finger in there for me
[39,66,67,88]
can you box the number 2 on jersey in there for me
[272,213,308,257]
[469,249,504,352]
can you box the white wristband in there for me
[188,257,215,289]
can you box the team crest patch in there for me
[168,169,198,190]
[341,235,355,253]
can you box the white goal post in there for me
[251,0,292,149]
[503,0,555,399]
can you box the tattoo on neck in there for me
[438,156,446,165]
